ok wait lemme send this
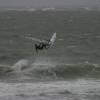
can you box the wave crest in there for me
[0,62,100,80]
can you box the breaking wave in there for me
[0,59,100,81]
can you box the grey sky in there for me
[0,0,100,7]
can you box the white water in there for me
[12,57,57,72]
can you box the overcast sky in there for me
[0,0,100,7]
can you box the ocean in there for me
[0,10,100,100]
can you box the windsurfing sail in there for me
[49,32,56,47]
[24,32,57,47]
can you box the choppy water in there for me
[0,10,100,99]
[0,79,100,100]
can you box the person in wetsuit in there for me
[34,41,50,53]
